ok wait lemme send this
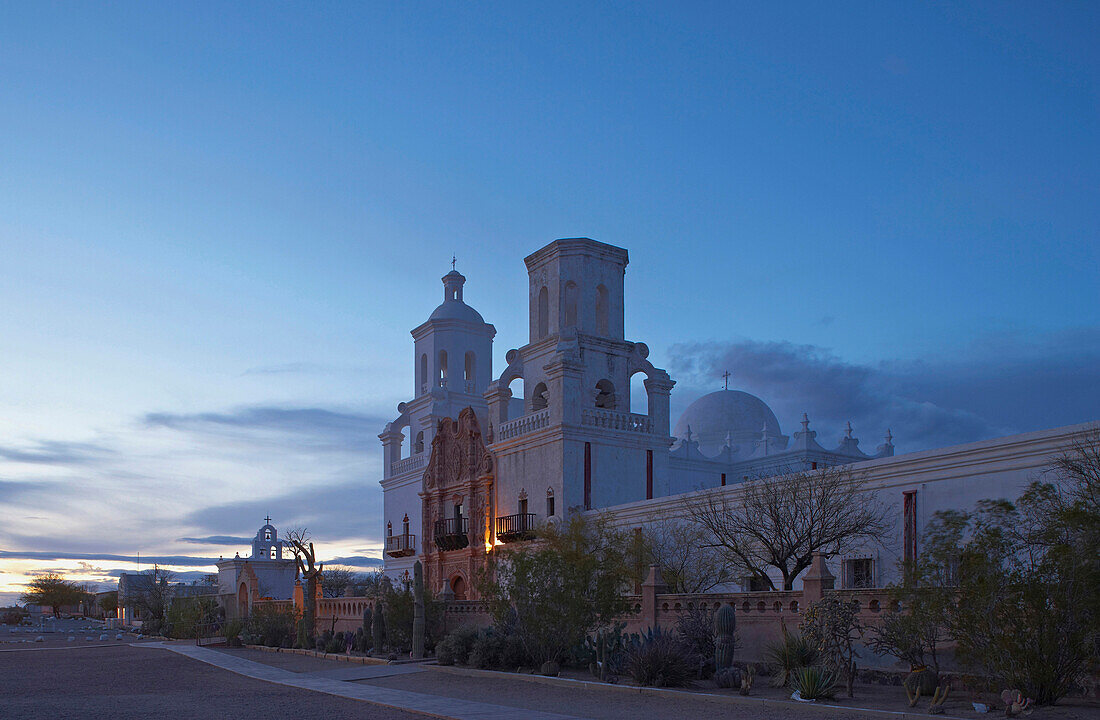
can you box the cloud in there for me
[242,362,331,375]
[668,327,1100,452]
[0,440,112,465]
[326,555,384,569]
[178,535,253,546]
[143,405,386,454]
[183,478,381,542]
[0,550,220,567]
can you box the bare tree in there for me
[1047,426,1100,515]
[130,565,175,633]
[321,567,358,598]
[285,528,323,640]
[639,520,735,593]
[685,466,891,591]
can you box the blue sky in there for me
[1,2,1098,604]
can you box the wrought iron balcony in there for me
[495,513,538,544]
[433,517,469,551]
[384,534,416,558]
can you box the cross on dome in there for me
[722,370,731,390]
[264,515,272,525]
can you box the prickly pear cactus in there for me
[412,560,425,659]
[714,604,736,670]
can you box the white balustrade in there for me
[496,408,551,441]
[390,452,426,477]
[581,408,653,434]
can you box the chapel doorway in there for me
[238,583,249,619]
[450,575,467,600]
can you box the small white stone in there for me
[98,634,108,640]
[34,636,44,642]
[115,633,123,640]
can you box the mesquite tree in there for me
[686,465,890,590]
[285,528,323,642]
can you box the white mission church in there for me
[379,237,1094,599]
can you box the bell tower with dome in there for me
[379,264,497,590]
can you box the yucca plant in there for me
[766,627,819,686]
[791,665,838,700]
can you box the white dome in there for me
[674,389,783,456]
[428,299,486,324]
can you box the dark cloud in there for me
[0,480,54,502]
[178,535,253,546]
[0,440,112,465]
[183,478,381,542]
[668,327,1100,452]
[143,405,386,454]
[0,550,219,567]
[326,555,384,569]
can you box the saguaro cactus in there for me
[412,560,425,659]
[371,602,386,653]
[714,604,736,670]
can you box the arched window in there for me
[403,514,410,536]
[438,350,448,387]
[563,281,578,328]
[596,285,609,336]
[537,286,549,338]
[595,379,616,409]
[420,354,428,391]
[464,351,475,391]
[387,521,392,537]
[546,487,555,517]
[414,431,424,454]
[531,381,549,411]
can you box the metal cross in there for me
[264,515,272,524]
[451,255,456,270]
[722,370,731,390]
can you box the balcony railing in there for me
[433,517,470,551]
[495,513,537,544]
[384,534,417,557]
[496,408,551,442]
[390,452,426,477]
[581,408,653,434]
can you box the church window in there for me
[843,558,875,589]
[403,514,410,536]
[537,286,549,338]
[531,382,549,411]
[438,350,448,387]
[903,491,917,563]
[584,442,592,510]
[270,548,277,559]
[414,431,424,454]
[546,488,555,517]
[721,473,726,487]
[420,354,428,392]
[563,281,578,328]
[264,530,272,541]
[596,284,609,336]
[387,522,392,537]
[518,495,528,515]
[646,449,653,500]
[594,379,616,409]
[464,351,475,392]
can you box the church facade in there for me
[380,238,897,597]
[215,519,297,619]
[379,237,1094,598]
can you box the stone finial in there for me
[845,421,854,439]
[801,412,810,433]
[802,552,835,603]
[684,424,693,442]
[885,428,893,444]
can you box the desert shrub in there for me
[500,632,528,669]
[791,666,837,700]
[766,628,818,687]
[1,609,27,625]
[469,630,506,669]
[325,631,346,654]
[166,596,219,639]
[223,619,243,647]
[624,627,697,688]
[714,667,742,689]
[800,596,863,698]
[436,625,479,666]
[246,604,296,648]
[382,585,445,653]
[676,605,717,678]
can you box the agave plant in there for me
[766,627,819,687]
[791,666,838,700]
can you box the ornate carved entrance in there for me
[420,407,493,599]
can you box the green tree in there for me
[913,430,1100,704]
[98,591,119,618]
[20,573,87,617]
[476,514,636,666]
